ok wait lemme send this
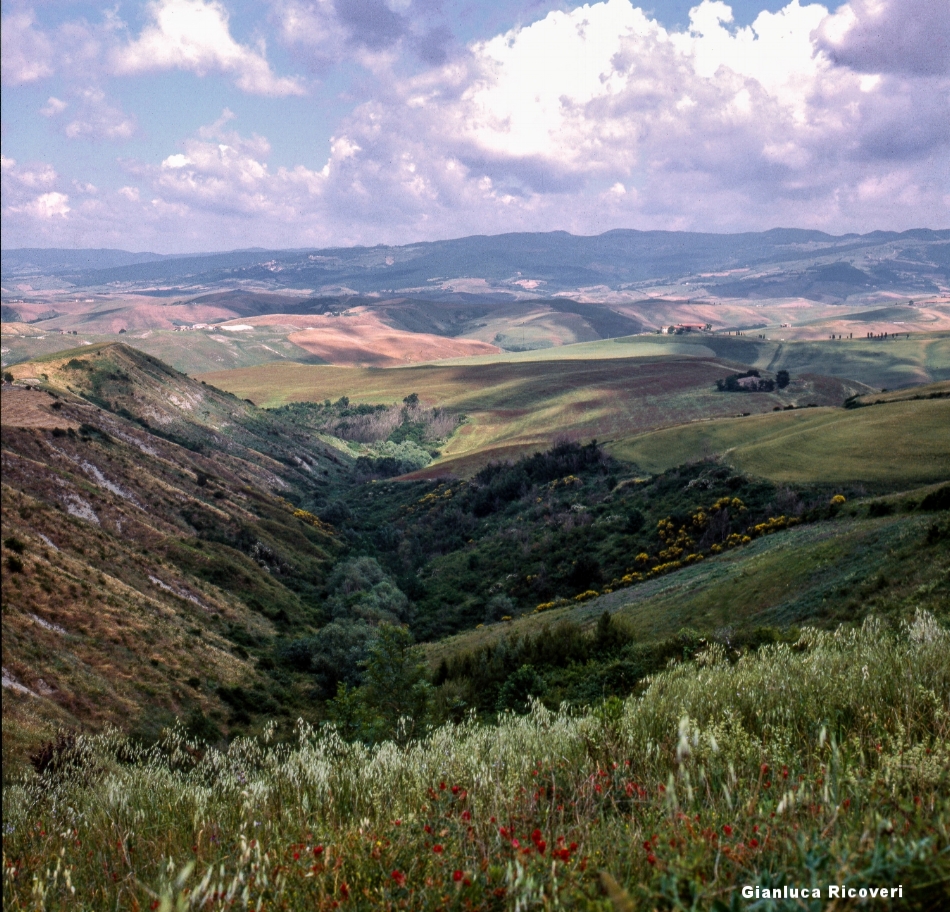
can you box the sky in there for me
[1,0,948,253]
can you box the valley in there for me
[2,230,949,911]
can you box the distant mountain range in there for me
[4,228,948,300]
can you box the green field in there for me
[435,330,950,390]
[609,397,950,483]
[201,354,870,474]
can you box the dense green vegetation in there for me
[304,443,881,641]
[4,614,948,910]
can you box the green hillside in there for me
[609,396,950,483]
[200,353,869,475]
[427,497,950,671]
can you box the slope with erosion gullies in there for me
[9,342,353,483]
[1,349,358,767]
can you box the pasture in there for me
[609,397,950,484]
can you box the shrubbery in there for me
[5,613,947,910]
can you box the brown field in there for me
[201,356,871,475]
[278,312,500,365]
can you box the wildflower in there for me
[646,853,657,865]
[440,782,447,790]
[750,838,759,848]
[451,785,459,795]
[340,882,349,899]
[433,844,444,854]
[391,870,406,886]
[313,845,324,856]
[453,870,464,882]
[723,825,733,836]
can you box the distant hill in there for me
[1,248,169,276]
[4,228,947,298]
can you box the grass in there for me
[608,398,950,483]
[3,612,948,910]
[199,355,867,475]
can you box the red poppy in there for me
[433,844,444,854]
[722,825,733,836]
[391,870,406,886]
[453,870,464,882]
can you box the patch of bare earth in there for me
[277,313,500,365]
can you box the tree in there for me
[329,624,432,743]
[776,370,790,389]
[496,665,544,713]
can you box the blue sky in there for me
[2,0,948,252]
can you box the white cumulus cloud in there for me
[3,0,947,249]
[113,0,305,95]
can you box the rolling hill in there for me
[5,228,947,298]
[609,393,950,483]
[2,338,948,822]
[199,342,884,475]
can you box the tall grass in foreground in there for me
[4,613,949,911]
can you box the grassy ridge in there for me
[609,398,950,483]
[4,614,948,910]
